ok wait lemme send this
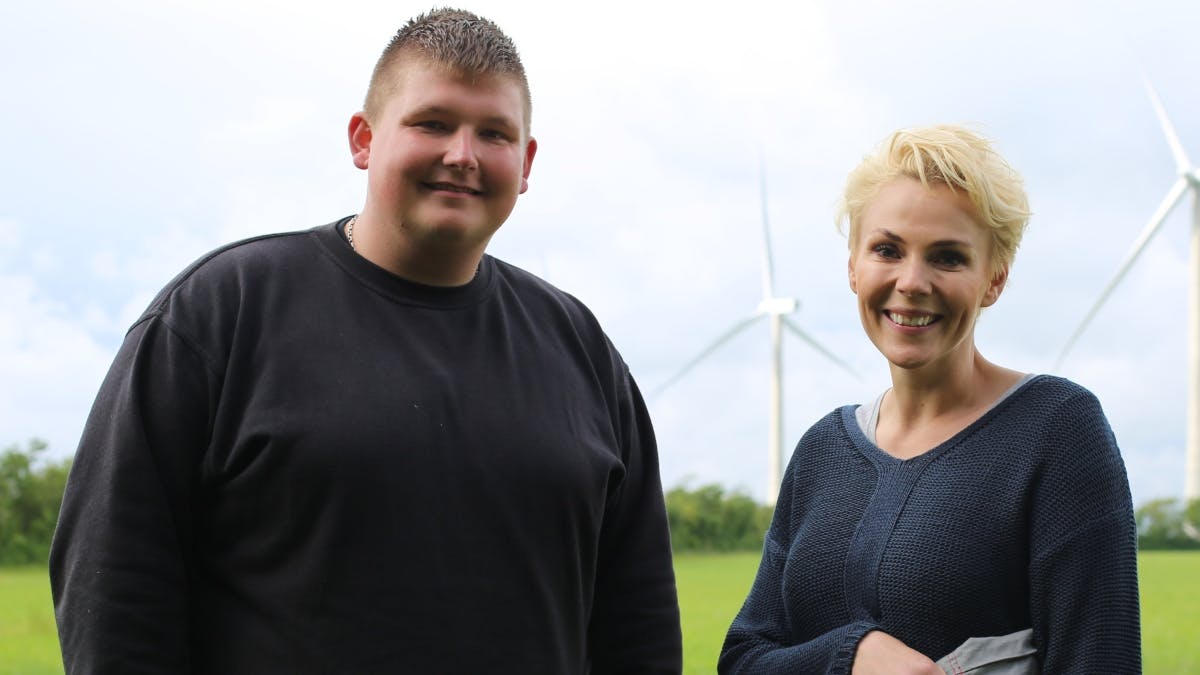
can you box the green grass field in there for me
[4,551,1196,674]
[0,567,62,675]
[675,551,760,673]
[675,550,1200,674]
[1137,551,1200,674]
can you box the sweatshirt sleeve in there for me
[719,456,879,675]
[586,366,683,675]
[50,315,218,674]
[1027,388,1141,674]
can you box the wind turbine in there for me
[651,162,858,505]
[1055,80,1200,502]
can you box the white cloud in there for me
[2,0,1198,505]
[0,218,18,258]
[89,249,120,281]
[0,273,112,461]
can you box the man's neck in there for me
[348,215,488,287]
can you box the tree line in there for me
[665,484,1200,553]
[1134,496,1200,550]
[664,482,774,553]
[2,440,1198,565]
[1,440,71,566]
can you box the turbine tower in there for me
[651,163,857,505]
[1055,81,1200,501]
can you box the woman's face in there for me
[847,177,1007,374]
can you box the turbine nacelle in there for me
[757,297,798,316]
[651,160,858,505]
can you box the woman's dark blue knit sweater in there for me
[720,375,1140,674]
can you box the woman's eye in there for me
[932,252,966,266]
[872,244,899,258]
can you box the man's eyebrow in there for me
[404,105,519,129]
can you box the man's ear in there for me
[519,137,537,194]
[348,112,372,170]
[982,264,1009,307]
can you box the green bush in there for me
[665,482,773,552]
[1136,497,1200,550]
[0,440,71,566]
[665,481,1200,554]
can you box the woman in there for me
[718,126,1140,674]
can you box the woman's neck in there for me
[876,352,1024,458]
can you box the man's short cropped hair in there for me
[363,8,532,134]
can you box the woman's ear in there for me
[982,264,1009,307]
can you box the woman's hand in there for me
[851,630,942,675]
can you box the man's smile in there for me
[423,181,482,195]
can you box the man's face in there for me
[353,60,536,255]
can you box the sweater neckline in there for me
[312,217,496,309]
[843,373,1048,467]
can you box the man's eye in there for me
[416,121,447,131]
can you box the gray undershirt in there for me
[855,373,1037,445]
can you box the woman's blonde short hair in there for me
[837,125,1031,279]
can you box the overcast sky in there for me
[2,0,1198,505]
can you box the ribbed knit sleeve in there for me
[51,315,217,674]
[718,531,878,674]
[1027,387,1141,673]
[719,414,881,674]
[587,365,683,674]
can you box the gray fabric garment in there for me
[937,628,1038,674]
[855,373,1038,444]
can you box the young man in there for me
[50,9,682,674]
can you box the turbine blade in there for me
[781,317,860,379]
[1143,77,1192,174]
[1055,177,1190,368]
[759,156,777,300]
[649,312,765,399]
